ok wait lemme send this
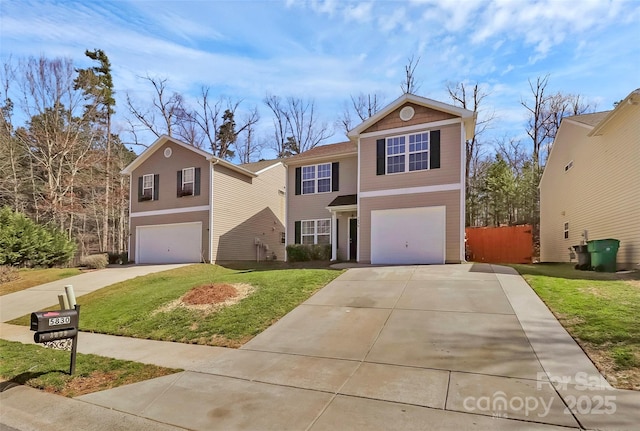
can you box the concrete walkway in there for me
[2,264,639,430]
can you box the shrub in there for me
[80,254,108,269]
[107,252,130,265]
[0,207,76,267]
[0,265,19,284]
[286,244,331,262]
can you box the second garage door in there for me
[370,206,445,265]
[136,222,203,264]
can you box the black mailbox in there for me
[31,309,78,332]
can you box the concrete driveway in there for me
[72,264,640,430]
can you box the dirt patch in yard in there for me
[581,344,640,391]
[155,283,255,315]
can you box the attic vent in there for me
[164,147,172,158]
[564,160,573,172]
[399,106,415,121]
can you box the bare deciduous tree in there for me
[264,94,333,157]
[338,92,385,135]
[400,55,421,94]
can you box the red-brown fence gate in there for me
[465,225,533,264]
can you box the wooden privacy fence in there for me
[465,225,533,264]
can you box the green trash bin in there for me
[587,239,620,272]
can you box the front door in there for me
[349,218,357,261]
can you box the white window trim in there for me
[142,174,154,200]
[182,167,195,196]
[563,222,569,240]
[302,163,332,195]
[301,218,331,244]
[386,131,430,175]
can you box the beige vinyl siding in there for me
[130,143,210,213]
[129,211,209,262]
[286,155,358,255]
[359,190,462,263]
[363,103,456,134]
[540,106,640,267]
[212,164,286,261]
[359,122,462,192]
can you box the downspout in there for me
[210,159,219,264]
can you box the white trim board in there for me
[359,118,462,139]
[359,183,462,199]
[130,205,210,218]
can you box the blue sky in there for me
[1,0,639,159]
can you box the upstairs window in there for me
[138,173,158,202]
[564,161,574,172]
[379,131,436,175]
[142,174,154,200]
[177,167,201,197]
[564,222,569,239]
[296,163,338,195]
[181,167,194,196]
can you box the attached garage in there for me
[370,206,446,265]
[136,222,203,264]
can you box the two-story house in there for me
[286,93,476,264]
[121,135,286,264]
[540,89,640,269]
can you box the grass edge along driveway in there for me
[510,264,640,390]
[11,264,343,348]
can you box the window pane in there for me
[302,236,315,245]
[386,136,405,155]
[317,234,330,245]
[409,152,428,171]
[317,163,331,178]
[387,155,405,173]
[143,175,153,188]
[302,220,315,235]
[318,178,331,193]
[409,133,429,152]
[302,166,315,180]
[302,180,315,194]
[183,167,194,183]
[317,219,331,234]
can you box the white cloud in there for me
[344,2,373,22]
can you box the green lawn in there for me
[0,267,83,296]
[12,264,343,347]
[511,263,640,389]
[0,339,179,397]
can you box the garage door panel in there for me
[371,206,445,265]
[137,222,202,264]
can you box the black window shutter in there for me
[176,170,182,197]
[430,130,441,169]
[153,174,159,200]
[194,167,201,196]
[376,139,385,175]
[137,176,143,202]
[294,221,301,244]
[295,167,301,195]
[332,162,339,192]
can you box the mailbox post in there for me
[30,306,80,374]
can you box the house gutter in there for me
[209,159,220,264]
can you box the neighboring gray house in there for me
[540,89,640,269]
[121,135,285,264]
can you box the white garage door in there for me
[137,222,202,264]
[371,206,445,265]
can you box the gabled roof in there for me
[121,135,212,175]
[240,159,283,173]
[588,88,640,136]
[564,111,610,127]
[121,135,256,178]
[347,93,476,140]
[283,141,357,165]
